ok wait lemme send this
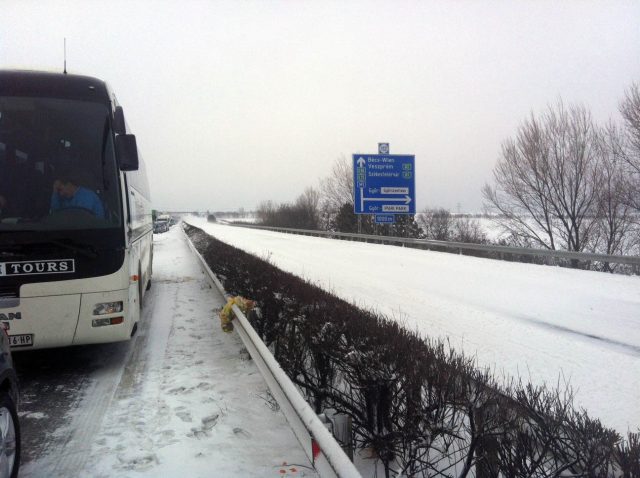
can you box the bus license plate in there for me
[8,334,33,347]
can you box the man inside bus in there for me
[50,167,105,219]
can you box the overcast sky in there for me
[2,0,639,212]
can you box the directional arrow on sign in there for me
[357,157,366,167]
[360,187,412,205]
[364,195,412,204]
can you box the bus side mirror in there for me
[116,134,139,171]
[113,106,126,135]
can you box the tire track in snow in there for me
[511,314,640,356]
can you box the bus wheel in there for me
[0,392,20,478]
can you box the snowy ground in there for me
[474,216,507,242]
[187,217,640,435]
[16,226,316,478]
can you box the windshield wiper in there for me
[0,250,26,259]
[49,239,98,259]
[0,238,98,259]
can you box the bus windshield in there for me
[0,97,122,231]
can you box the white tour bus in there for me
[0,70,152,350]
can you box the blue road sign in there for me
[375,214,395,224]
[353,154,415,214]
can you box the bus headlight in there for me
[93,301,123,315]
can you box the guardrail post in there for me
[475,401,499,478]
[326,412,354,461]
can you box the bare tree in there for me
[483,102,601,252]
[319,155,354,229]
[321,155,354,207]
[483,112,558,249]
[255,188,321,229]
[591,124,639,266]
[619,82,640,213]
[417,208,454,241]
[256,200,276,224]
[453,216,488,244]
[418,209,487,244]
[620,82,640,173]
[295,186,321,229]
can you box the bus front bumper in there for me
[1,289,133,351]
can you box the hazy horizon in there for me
[2,1,639,213]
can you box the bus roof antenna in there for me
[63,38,67,74]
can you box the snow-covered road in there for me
[16,226,315,477]
[188,218,640,435]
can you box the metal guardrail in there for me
[228,223,640,268]
[184,230,362,478]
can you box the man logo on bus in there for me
[0,313,21,321]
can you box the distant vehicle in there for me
[0,326,20,478]
[153,219,170,234]
[0,70,153,350]
[154,214,172,233]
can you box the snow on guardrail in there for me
[183,229,362,478]
[229,223,640,268]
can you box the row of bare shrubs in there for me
[184,223,639,477]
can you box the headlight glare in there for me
[93,301,123,315]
